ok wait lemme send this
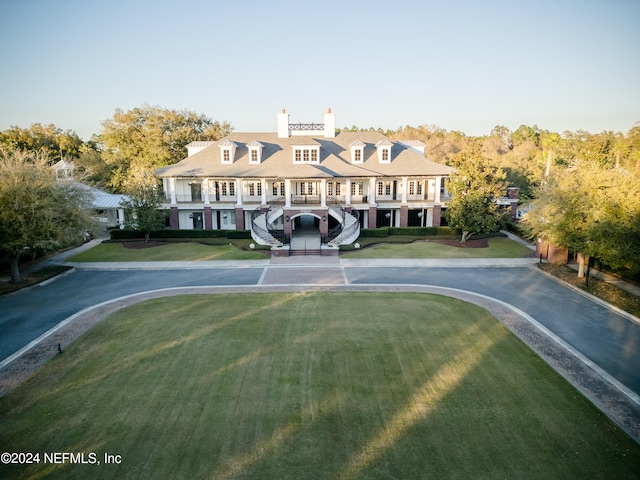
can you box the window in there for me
[300,183,305,195]
[229,182,235,196]
[190,183,202,202]
[257,182,262,196]
[385,182,392,195]
[219,140,237,164]
[293,146,320,164]
[272,182,279,196]
[248,183,255,196]
[327,182,333,196]
[409,182,415,196]
[351,182,357,196]
[376,140,393,163]
[417,182,423,195]
[377,182,384,196]
[221,182,227,196]
[350,140,366,163]
[336,182,341,196]
[247,140,263,164]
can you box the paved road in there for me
[2,258,639,400]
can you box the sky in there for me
[1,0,639,140]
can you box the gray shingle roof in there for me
[156,131,453,179]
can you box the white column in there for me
[203,178,210,204]
[169,178,177,204]
[369,177,376,205]
[434,176,441,203]
[320,179,327,207]
[401,177,408,204]
[285,179,291,207]
[346,178,352,205]
[261,178,267,205]
[117,208,125,229]
[236,179,243,206]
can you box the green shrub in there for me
[359,228,389,238]
[110,229,234,240]
[388,226,459,236]
[224,230,252,239]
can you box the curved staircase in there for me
[250,204,360,250]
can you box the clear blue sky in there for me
[1,0,639,140]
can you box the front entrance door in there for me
[290,214,321,252]
[192,212,203,230]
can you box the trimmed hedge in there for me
[359,228,390,238]
[388,226,459,236]
[359,226,458,238]
[110,229,247,240]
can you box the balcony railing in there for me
[289,123,324,131]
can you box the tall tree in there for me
[0,149,97,283]
[522,161,640,278]
[120,168,167,242]
[444,141,510,242]
[0,123,84,160]
[98,104,232,191]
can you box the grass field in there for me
[342,237,533,259]
[67,241,268,262]
[67,237,532,262]
[1,293,638,479]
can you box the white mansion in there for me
[156,109,455,254]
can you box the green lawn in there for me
[68,237,531,262]
[342,237,533,259]
[67,241,268,262]
[1,293,638,479]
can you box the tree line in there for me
[1,104,639,281]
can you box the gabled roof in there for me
[186,141,216,147]
[156,131,454,179]
[76,183,130,209]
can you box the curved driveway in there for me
[1,257,639,439]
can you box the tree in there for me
[120,169,166,242]
[98,104,233,191]
[444,141,510,242]
[522,161,640,279]
[0,149,97,283]
[0,123,83,160]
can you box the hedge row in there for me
[110,229,251,240]
[359,226,459,238]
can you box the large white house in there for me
[156,109,454,254]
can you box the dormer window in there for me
[349,140,365,164]
[376,139,393,163]
[293,145,320,164]
[219,140,237,164]
[247,140,264,164]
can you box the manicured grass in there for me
[67,241,268,262]
[342,237,533,259]
[1,293,638,479]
